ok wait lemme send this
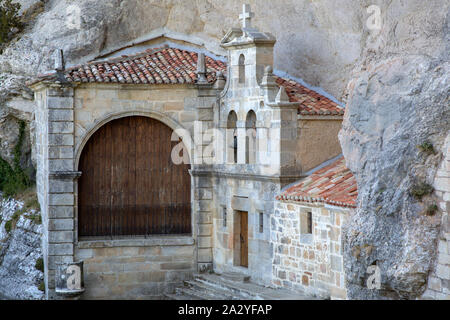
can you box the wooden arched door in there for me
[78,116,191,238]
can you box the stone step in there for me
[166,273,316,300]
[175,286,229,300]
[183,280,242,300]
[194,274,264,299]
[221,272,251,283]
[195,273,314,300]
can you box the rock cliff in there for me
[339,0,449,299]
[0,194,44,300]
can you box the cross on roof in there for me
[239,4,254,29]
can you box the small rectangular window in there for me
[307,212,312,234]
[223,207,227,228]
[259,212,264,233]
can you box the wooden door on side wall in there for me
[240,211,248,268]
[78,116,191,238]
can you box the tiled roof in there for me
[275,77,344,116]
[64,47,226,84]
[31,45,343,116]
[277,157,357,208]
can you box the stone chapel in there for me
[28,4,357,300]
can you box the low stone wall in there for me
[271,201,349,299]
[74,237,195,299]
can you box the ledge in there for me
[49,171,82,180]
[77,236,194,249]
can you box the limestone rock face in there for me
[0,195,44,300]
[339,0,449,299]
[0,0,444,166]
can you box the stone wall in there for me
[421,133,450,299]
[296,118,342,173]
[271,201,349,299]
[74,237,195,299]
[31,80,220,299]
[73,84,210,154]
[212,175,277,285]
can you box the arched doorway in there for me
[78,116,191,238]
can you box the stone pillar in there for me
[192,89,217,273]
[37,84,77,299]
[195,174,214,273]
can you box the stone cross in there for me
[239,4,254,29]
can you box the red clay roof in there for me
[276,77,344,116]
[277,157,357,208]
[31,45,343,116]
[64,46,226,85]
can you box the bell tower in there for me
[221,4,276,90]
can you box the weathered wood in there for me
[78,116,191,237]
[240,211,248,268]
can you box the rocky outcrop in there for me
[0,194,44,300]
[339,1,449,299]
[0,0,380,166]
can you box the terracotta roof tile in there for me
[62,46,227,85]
[30,45,343,116]
[274,77,344,116]
[276,157,357,208]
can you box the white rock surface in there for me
[0,194,44,300]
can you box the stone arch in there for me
[76,115,192,238]
[75,110,193,170]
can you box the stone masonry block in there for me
[198,200,212,211]
[198,248,212,263]
[49,122,74,134]
[47,87,74,97]
[49,179,74,193]
[47,97,74,109]
[48,231,74,243]
[48,193,74,206]
[48,219,74,231]
[197,236,212,248]
[48,206,74,219]
[49,159,73,171]
[48,146,74,159]
[436,264,450,280]
[48,134,74,146]
[48,243,74,256]
[330,255,343,272]
[198,224,212,236]
[160,262,193,271]
[48,109,73,121]
[198,212,212,224]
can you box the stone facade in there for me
[271,201,348,299]
[31,80,220,299]
[29,6,345,299]
[421,133,450,299]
